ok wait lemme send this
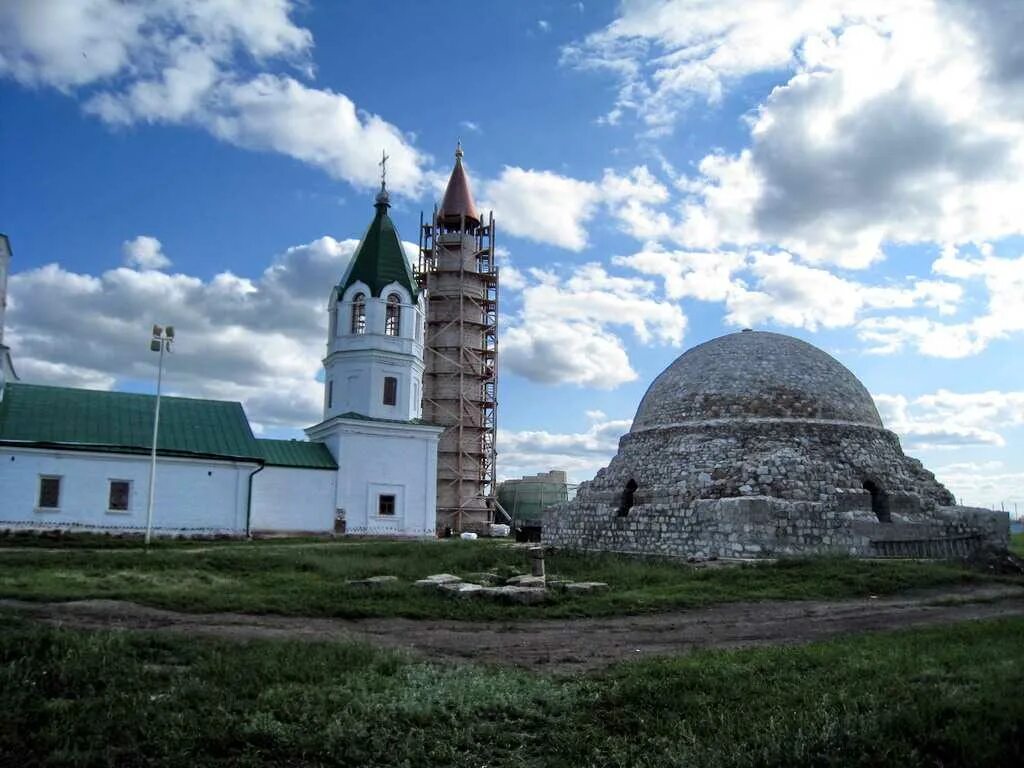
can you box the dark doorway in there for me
[862,480,891,522]
[616,479,638,517]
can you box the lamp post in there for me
[145,324,174,547]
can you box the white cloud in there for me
[203,74,428,192]
[725,251,963,331]
[482,167,603,251]
[929,461,1024,507]
[502,262,686,388]
[617,246,963,333]
[615,245,746,303]
[538,20,551,33]
[569,1,1024,272]
[122,235,171,270]
[498,412,631,483]
[481,165,672,251]
[857,244,1024,357]
[874,389,1024,451]
[564,0,881,132]
[0,0,430,194]
[6,236,357,429]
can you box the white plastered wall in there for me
[310,420,440,537]
[249,466,337,534]
[0,446,256,534]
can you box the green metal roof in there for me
[256,439,337,469]
[0,383,259,460]
[0,383,337,469]
[333,411,441,428]
[338,198,419,299]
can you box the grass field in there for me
[1012,531,1024,557]
[2,612,1022,767]
[0,537,999,619]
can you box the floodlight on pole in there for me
[145,325,174,547]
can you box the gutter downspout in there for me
[245,462,266,538]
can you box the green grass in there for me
[0,538,1000,620]
[1012,531,1024,557]
[2,612,1022,767]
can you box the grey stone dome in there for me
[631,331,883,432]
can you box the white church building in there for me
[0,175,443,537]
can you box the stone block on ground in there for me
[564,581,609,593]
[439,582,485,598]
[466,572,503,586]
[505,574,546,587]
[415,573,463,590]
[480,585,553,605]
[422,573,463,583]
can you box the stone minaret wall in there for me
[420,226,498,533]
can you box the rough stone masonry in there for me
[544,331,1009,559]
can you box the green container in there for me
[497,474,568,527]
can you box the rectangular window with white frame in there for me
[378,494,396,516]
[37,476,61,510]
[108,480,131,513]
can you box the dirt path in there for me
[5,584,1024,673]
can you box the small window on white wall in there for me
[38,476,61,509]
[383,376,397,406]
[108,480,131,512]
[378,495,396,516]
[327,380,334,409]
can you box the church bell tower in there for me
[306,160,443,537]
[322,176,425,422]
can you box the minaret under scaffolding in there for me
[418,144,498,533]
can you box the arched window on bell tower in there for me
[385,293,401,336]
[351,293,366,334]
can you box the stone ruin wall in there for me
[543,421,1008,558]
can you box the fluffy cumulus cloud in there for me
[567,1,1024,270]
[5,235,356,430]
[929,462,1024,507]
[482,168,603,251]
[0,0,429,193]
[498,412,631,483]
[874,386,1024,506]
[122,235,171,270]
[874,389,1024,451]
[481,165,670,250]
[615,245,963,332]
[858,244,1024,357]
[502,263,685,388]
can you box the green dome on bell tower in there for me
[338,164,419,299]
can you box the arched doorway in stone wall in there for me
[862,480,891,522]
[616,479,638,517]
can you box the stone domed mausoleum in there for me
[544,330,1009,559]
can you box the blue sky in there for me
[2,0,1023,510]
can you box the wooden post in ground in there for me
[529,546,545,578]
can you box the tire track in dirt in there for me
[5,584,1024,673]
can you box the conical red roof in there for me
[437,144,480,228]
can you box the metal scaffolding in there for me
[417,209,499,533]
